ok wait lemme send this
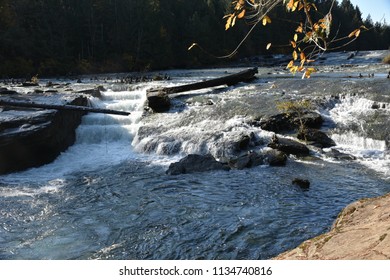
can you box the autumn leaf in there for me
[225,14,234,30]
[266,43,272,50]
[348,28,361,38]
[294,33,298,42]
[262,15,272,26]
[303,68,316,79]
[290,40,297,48]
[293,50,298,61]
[287,60,294,69]
[287,0,299,12]
[300,52,306,61]
[237,9,246,19]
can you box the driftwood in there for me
[0,99,130,116]
[146,67,258,112]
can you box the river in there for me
[0,51,389,259]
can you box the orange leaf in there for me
[237,9,246,19]
[348,28,361,38]
[290,40,297,48]
[300,52,306,61]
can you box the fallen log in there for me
[0,99,130,116]
[146,67,258,112]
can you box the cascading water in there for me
[327,95,390,178]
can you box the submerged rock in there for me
[166,154,230,175]
[324,149,357,161]
[292,178,311,190]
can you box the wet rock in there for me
[264,149,288,166]
[0,88,18,95]
[258,112,323,133]
[292,178,310,190]
[235,134,251,151]
[324,149,356,161]
[268,135,310,156]
[22,82,39,87]
[297,128,336,148]
[228,151,266,169]
[166,154,230,175]
[147,90,171,112]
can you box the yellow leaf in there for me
[232,15,237,27]
[348,28,361,38]
[287,0,298,12]
[355,29,361,37]
[287,60,294,69]
[293,50,298,61]
[237,9,246,19]
[303,67,316,79]
[266,43,272,50]
[294,33,298,42]
[262,15,271,26]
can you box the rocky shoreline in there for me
[274,192,390,260]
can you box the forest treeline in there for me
[0,0,389,78]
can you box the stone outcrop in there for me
[257,111,323,133]
[166,154,230,175]
[274,193,390,260]
[268,135,310,156]
[0,93,88,174]
[297,128,336,148]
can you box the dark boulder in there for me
[268,135,310,156]
[146,90,171,112]
[0,88,18,95]
[264,149,288,166]
[258,111,323,133]
[297,128,336,148]
[228,151,266,169]
[292,178,311,190]
[166,154,230,175]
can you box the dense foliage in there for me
[0,0,389,77]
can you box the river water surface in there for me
[0,51,389,259]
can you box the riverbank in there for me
[274,192,390,260]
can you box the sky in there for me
[349,0,390,24]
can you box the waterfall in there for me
[76,90,146,144]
